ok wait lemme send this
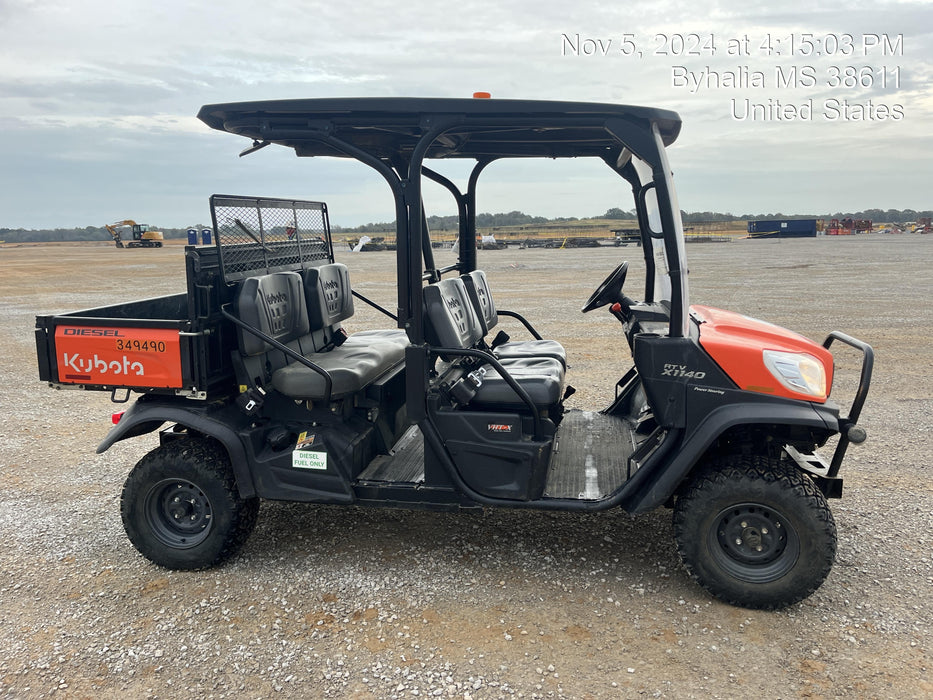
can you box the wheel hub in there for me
[166,488,208,528]
[145,479,213,549]
[709,503,799,583]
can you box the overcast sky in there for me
[1,0,930,229]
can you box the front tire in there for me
[673,456,836,609]
[121,438,259,570]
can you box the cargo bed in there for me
[35,293,213,398]
[35,196,335,400]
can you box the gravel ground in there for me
[1,235,931,698]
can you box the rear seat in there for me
[234,272,309,381]
[301,263,409,352]
[233,269,405,402]
[423,277,564,409]
[460,270,566,366]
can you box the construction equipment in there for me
[105,220,164,248]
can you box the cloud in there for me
[0,0,930,227]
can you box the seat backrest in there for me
[461,270,498,336]
[423,277,483,349]
[304,263,354,331]
[234,272,310,357]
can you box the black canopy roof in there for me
[197,97,682,161]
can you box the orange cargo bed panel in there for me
[55,326,184,388]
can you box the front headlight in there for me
[763,350,827,398]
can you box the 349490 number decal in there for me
[116,339,167,352]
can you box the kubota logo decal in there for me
[62,353,145,376]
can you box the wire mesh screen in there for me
[209,195,333,283]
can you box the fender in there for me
[623,400,838,514]
[96,399,256,498]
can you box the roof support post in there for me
[422,167,468,275]
[649,124,690,339]
[403,117,464,342]
[604,119,689,338]
[465,159,495,274]
[603,154,657,303]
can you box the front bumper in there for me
[823,331,874,476]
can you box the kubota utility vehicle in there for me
[35,98,873,609]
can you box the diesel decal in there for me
[662,363,706,379]
[63,328,125,337]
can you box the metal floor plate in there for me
[544,410,635,499]
[358,425,425,483]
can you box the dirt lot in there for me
[1,235,931,699]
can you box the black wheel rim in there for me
[144,478,213,549]
[708,502,800,583]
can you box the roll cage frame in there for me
[196,98,691,354]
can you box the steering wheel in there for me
[582,261,629,313]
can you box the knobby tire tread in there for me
[673,455,836,610]
[121,438,259,570]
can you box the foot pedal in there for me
[562,384,577,400]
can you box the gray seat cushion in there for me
[304,263,410,353]
[495,339,566,363]
[473,357,564,407]
[272,341,405,400]
[343,328,410,351]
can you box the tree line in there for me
[2,208,930,243]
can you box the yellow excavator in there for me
[105,220,164,248]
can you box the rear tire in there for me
[121,438,259,570]
[673,455,836,609]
